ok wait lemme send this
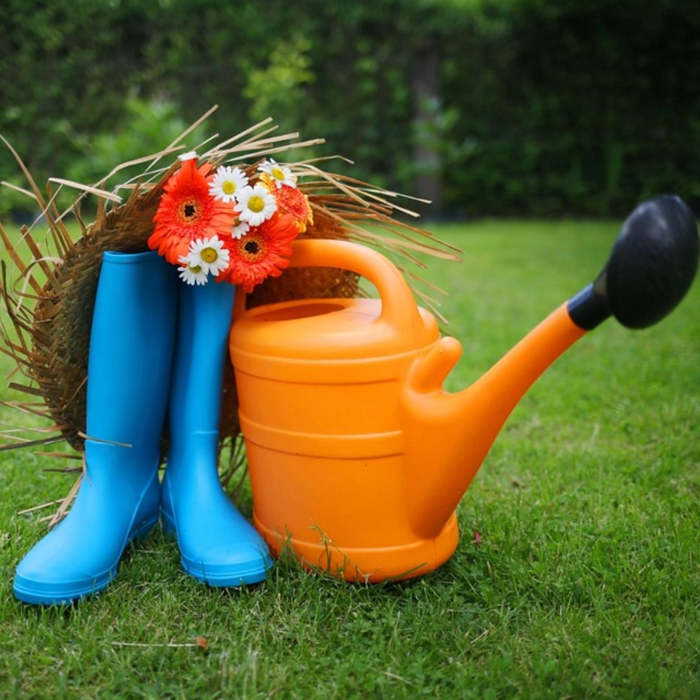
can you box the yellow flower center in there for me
[222,180,236,195]
[190,264,202,274]
[248,195,265,213]
[200,247,218,264]
[271,167,285,181]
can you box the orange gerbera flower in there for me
[274,185,313,232]
[148,158,237,264]
[219,212,299,292]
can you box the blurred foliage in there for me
[64,97,208,188]
[1,0,699,218]
[242,36,315,131]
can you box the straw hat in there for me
[0,113,458,522]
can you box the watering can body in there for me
[230,242,460,582]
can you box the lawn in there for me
[0,219,698,697]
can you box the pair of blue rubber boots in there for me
[13,251,271,605]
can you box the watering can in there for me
[229,195,698,582]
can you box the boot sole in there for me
[161,509,269,587]
[13,515,158,605]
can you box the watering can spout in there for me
[402,304,586,538]
[403,195,698,539]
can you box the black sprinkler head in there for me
[568,195,699,331]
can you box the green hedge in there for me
[1,0,698,218]
[442,0,700,216]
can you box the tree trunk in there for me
[412,45,442,217]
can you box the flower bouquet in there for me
[150,153,312,290]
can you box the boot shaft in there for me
[168,281,235,439]
[87,250,178,454]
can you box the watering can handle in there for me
[234,239,423,331]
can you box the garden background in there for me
[2,0,699,220]
[1,0,698,697]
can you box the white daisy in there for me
[236,184,277,226]
[258,159,296,188]
[185,236,230,277]
[209,165,249,203]
[231,220,250,239]
[178,150,199,162]
[178,262,209,286]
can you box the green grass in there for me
[1,219,698,697]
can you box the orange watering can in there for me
[229,196,698,583]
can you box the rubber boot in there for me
[13,251,177,605]
[161,281,271,586]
